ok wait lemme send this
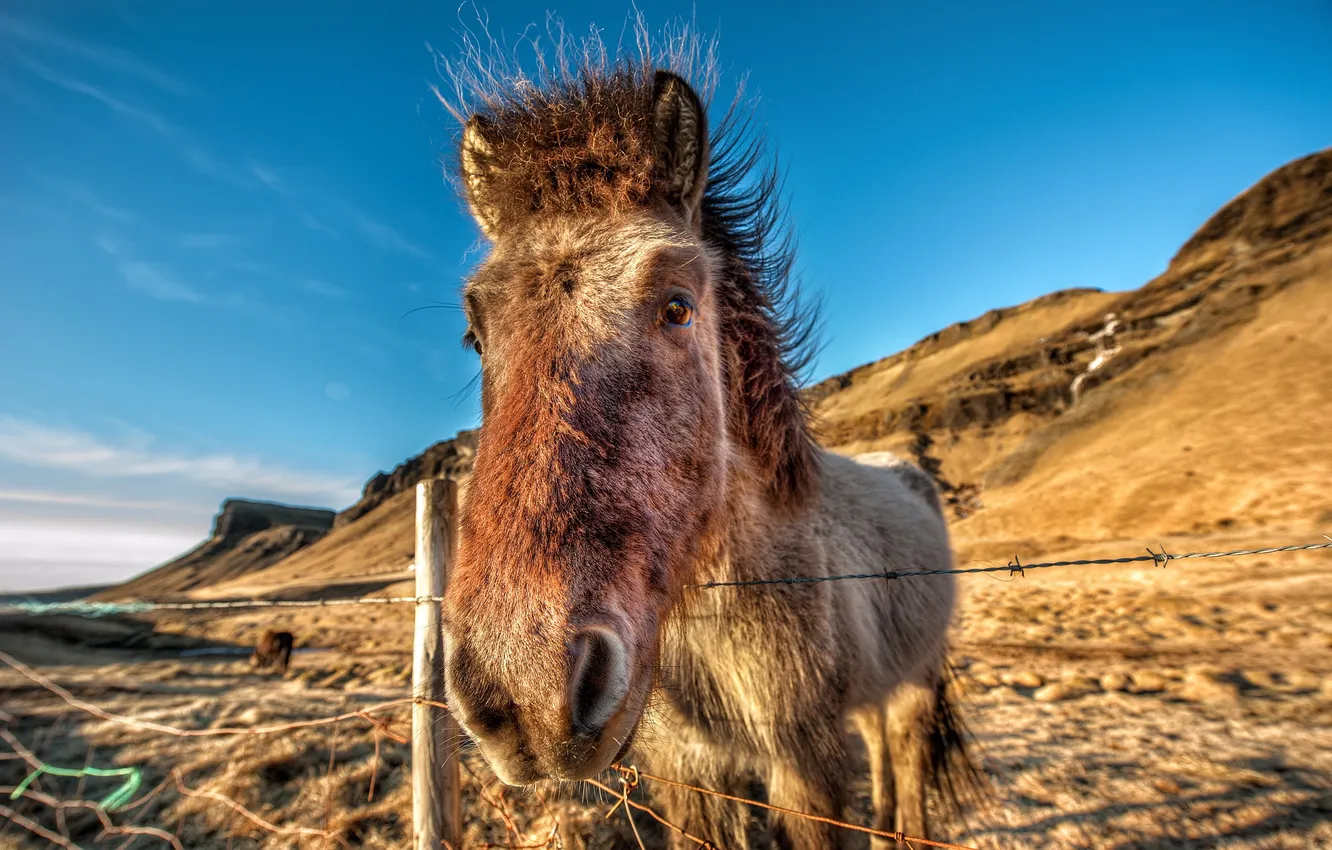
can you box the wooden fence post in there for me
[413,478,463,849]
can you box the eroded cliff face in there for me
[807,148,1332,526]
[334,431,478,527]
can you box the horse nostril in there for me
[567,628,628,735]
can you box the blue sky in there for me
[1,1,1330,592]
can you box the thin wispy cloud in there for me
[296,210,342,237]
[0,11,193,96]
[9,49,239,184]
[14,52,429,264]
[11,48,175,133]
[336,200,434,259]
[215,291,294,329]
[0,415,361,504]
[95,236,205,303]
[179,232,238,249]
[298,277,350,298]
[38,177,137,223]
[248,162,291,195]
[250,161,432,259]
[94,238,289,324]
[0,489,194,512]
[118,261,206,303]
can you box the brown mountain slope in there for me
[161,147,1332,601]
[98,500,336,600]
[812,147,1332,546]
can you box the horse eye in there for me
[463,330,482,356]
[662,296,694,328]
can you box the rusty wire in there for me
[1,784,184,850]
[611,765,979,850]
[1,720,347,848]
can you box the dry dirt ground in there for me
[2,529,1331,849]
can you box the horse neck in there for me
[690,448,816,588]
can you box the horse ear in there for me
[460,115,503,239]
[651,71,709,226]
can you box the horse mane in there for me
[434,17,822,508]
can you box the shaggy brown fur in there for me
[437,24,979,850]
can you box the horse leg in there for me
[649,744,751,850]
[766,721,851,850]
[886,678,935,846]
[852,703,896,850]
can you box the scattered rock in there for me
[1101,671,1130,692]
[958,675,989,696]
[1285,670,1321,692]
[1241,669,1278,690]
[972,672,1001,689]
[1128,671,1168,694]
[1177,671,1240,703]
[1033,683,1077,702]
[1002,671,1045,689]
[1318,678,1332,703]
[1153,778,1182,795]
[235,707,266,726]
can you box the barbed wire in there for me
[4,537,1326,618]
[690,538,1332,589]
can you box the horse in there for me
[437,32,979,849]
[249,630,294,675]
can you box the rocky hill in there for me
[106,147,1332,601]
[97,499,336,600]
[334,430,477,527]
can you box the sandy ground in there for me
[2,530,1331,849]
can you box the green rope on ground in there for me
[0,600,154,618]
[11,761,143,812]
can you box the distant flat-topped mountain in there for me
[96,499,336,600]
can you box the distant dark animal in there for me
[250,630,294,674]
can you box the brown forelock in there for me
[448,217,729,695]
[463,68,659,228]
